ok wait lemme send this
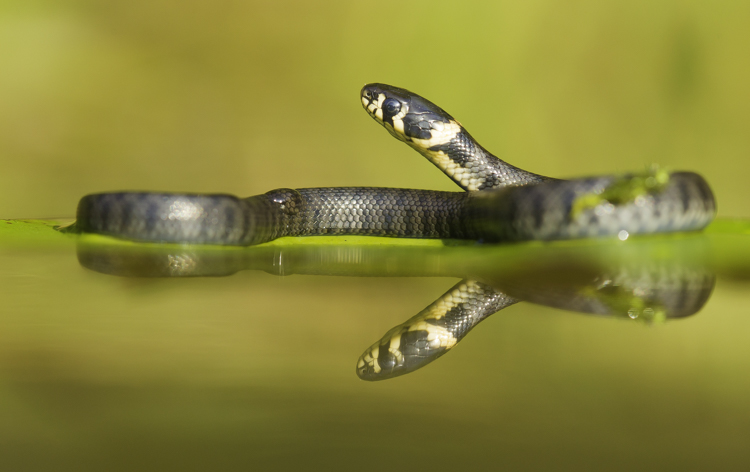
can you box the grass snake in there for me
[74,83,716,245]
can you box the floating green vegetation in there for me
[570,166,671,220]
[580,284,668,324]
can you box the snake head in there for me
[361,83,456,145]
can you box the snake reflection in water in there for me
[75,239,716,380]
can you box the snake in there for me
[73,83,716,245]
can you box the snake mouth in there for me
[360,85,385,122]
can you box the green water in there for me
[2,0,750,469]
[1,220,750,470]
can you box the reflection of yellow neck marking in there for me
[357,280,484,374]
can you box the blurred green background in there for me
[2,2,750,471]
[1,0,748,218]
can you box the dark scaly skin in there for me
[357,280,518,380]
[466,171,715,241]
[75,172,715,245]
[360,83,554,190]
[70,229,717,380]
[357,262,716,381]
[75,188,477,245]
[359,83,715,240]
[71,83,718,384]
[74,83,716,245]
[76,192,277,245]
[272,188,471,239]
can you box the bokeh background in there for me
[2,2,750,471]
[1,0,748,219]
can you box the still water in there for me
[1,219,749,471]
[3,1,749,470]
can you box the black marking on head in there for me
[401,111,446,141]
[361,87,375,103]
[362,84,452,114]
[361,83,454,140]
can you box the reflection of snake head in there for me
[360,83,461,148]
[356,280,518,381]
[356,324,457,381]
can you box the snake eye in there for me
[383,98,401,116]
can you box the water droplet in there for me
[595,203,615,216]
[618,230,629,241]
[628,309,639,319]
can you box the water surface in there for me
[1,220,749,470]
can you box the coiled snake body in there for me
[75,84,716,244]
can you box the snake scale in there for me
[74,84,716,244]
